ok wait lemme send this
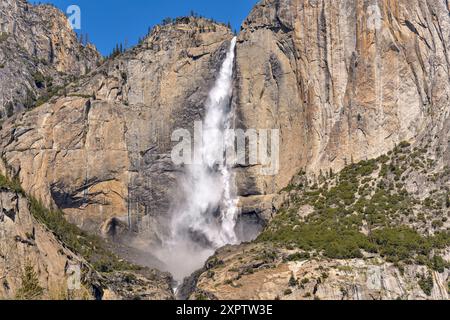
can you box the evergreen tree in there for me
[289,272,298,287]
[16,262,44,300]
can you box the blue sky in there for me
[31,0,259,56]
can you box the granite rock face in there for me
[186,244,449,300]
[1,0,450,300]
[185,0,450,296]
[0,16,234,247]
[234,0,450,199]
[0,0,100,118]
[0,188,174,300]
[184,135,450,300]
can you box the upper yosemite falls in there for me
[156,37,239,282]
[0,0,450,301]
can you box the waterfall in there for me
[155,37,238,282]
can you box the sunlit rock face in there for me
[234,0,450,198]
[1,0,450,297]
[186,244,450,300]
[185,0,450,300]
[0,16,234,245]
[0,189,174,300]
[0,0,100,118]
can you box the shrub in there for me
[32,71,46,88]
[0,173,24,194]
[285,252,310,262]
[284,289,292,295]
[289,273,298,287]
[16,262,44,300]
[432,220,444,229]
[0,32,9,43]
[195,293,208,300]
[418,273,433,296]
[2,173,138,273]
[301,278,310,285]
[430,255,446,273]
[259,152,450,267]
[398,141,411,149]
[29,197,136,273]
[370,227,428,262]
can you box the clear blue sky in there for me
[31,0,259,56]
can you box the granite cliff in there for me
[0,0,100,118]
[0,176,173,300]
[185,0,450,300]
[0,16,234,241]
[1,0,450,300]
[235,0,450,220]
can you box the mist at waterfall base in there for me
[154,38,243,282]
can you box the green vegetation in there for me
[28,71,68,108]
[195,293,208,300]
[32,71,47,88]
[16,262,44,300]
[29,197,137,273]
[0,32,9,43]
[289,273,298,287]
[108,43,125,59]
[1,173,138,273]
[0,173,25,194]
[258,142,450,267]
[34,85,66,107]
[67,93,94,99]
[284,252,310,262]
[430,255,447,273]
[30,72,66,107]
[418,272,434,296]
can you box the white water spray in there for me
[156,38,239,282]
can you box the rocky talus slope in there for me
[0,175,173,300]
[0,0,100,118]
[186,142,450,300]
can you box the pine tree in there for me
[16,262,44,300]
[289,272,298,287]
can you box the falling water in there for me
[155,38,239,282]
